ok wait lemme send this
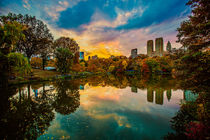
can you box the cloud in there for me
[44,0,69,21]
[23,0,31,10]
[0,0,190,58]
[117,0,190,30]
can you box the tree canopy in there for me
[176,0,210,51]
[0,13,53,59]
[55,48,73,74]
[0,21,26,54]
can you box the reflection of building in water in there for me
[155,89,164,105]
[146,88,166,105]
[184,90,198,102]
[131,86,138,93]
[80,85,84,90]
[166,89,172,101]
[147,88,154,102]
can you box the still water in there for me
[0,75,188,140]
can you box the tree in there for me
[176,0,210,51]
[0,21,26,87]
[0,13,53,59]
[54,48,73,74]
[54,37,80,63]
[0,21,26,54]
[7,52,31,76]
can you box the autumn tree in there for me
[54,37,80,63]
[0,13,53,59]
[0,21,26,87]
[176,0,210,51]
[0,21,26,54]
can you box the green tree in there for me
[7,52,31,76]
[0,13,53,59]
[54,37,80,63]
[55,48,73,74]
[0,21,26,87]
[176,0,210,51]
[0,21,25,54]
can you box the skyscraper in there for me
[155,37,163,56]
[79,52,84,60]
[131,48,137,58]
[166,41,172,52]
[147,40,153,57]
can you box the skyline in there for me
[0,0,191,58]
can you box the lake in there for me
[0,75,188,140]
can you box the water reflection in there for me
[52,80,80,115]
[0,75,190,140]
[0,80,80,139]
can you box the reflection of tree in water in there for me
[53,80,80,115]
[0,84,55,140]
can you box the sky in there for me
[0,0,191,58]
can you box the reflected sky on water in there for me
[0,75,187,140]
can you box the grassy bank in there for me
[8,69,104,85]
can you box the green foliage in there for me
[0,21,25,54]
[53,37,79,64]
[176,51,210,93]
[7,52,31,76]
[0,13,53,59]
[176,0,210,51]
[55,48,73,74]
[145,58,160,73]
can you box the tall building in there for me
[155,37,163,56]
[79,52,84,60]
[92,55,98,59]
[166,41,172,52]
[131,48,137,58]
[147,40,154,57]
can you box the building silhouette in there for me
[166,41,172,52]
[155,37,164,56]
[147,40,154,57]
[92,55,98,59]
[131,48,138,58]
[147,37,164,57]
[79,52,84,60]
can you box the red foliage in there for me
[185,122,209,140]
[141,61,150,74]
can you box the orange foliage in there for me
[47,60,56,67]
[141,60,150,74]
[30,57,42,69]
[72,64,85,72]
